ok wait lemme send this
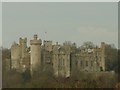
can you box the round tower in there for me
[30,34,42,74]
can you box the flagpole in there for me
[45,32,47,40]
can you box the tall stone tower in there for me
[19,38,27,58]
[30,34,42,74]
[11,42,20,70]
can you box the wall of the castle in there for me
[19,38,27,58]
[64,54,70,77]
[20,42,27,58]
[20,54,30,72]
[52,45,71,77]
[70,54,77,75]
[10,35,117,78]
[71,48,104,73]
[11,38,29,72]
[11,45,21,69]
[76,56,101,72]
[58,54,66,77]
[40,48,53,74]
[11,45,20,61]
[52,53,70,77]
[52,54,59,76]
[43,41,52,52]
[30,44,41,73]
[75,42,117,72]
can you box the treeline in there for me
[2,68,118,88]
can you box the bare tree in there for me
[80,41,95,49]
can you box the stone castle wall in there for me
[10,34,117,78]
[11,42,20,69]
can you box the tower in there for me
[19,37,27,58]
[19,37,28,72]
[43,40,52,52]
[11,42,20,70]
[30,34,42,74]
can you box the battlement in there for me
[44,40,52,45]
[30,40,42,45]
[30,35,42,45]
[19,38,27,44]
[10,34,117,78]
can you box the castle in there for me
[10,34,116,77]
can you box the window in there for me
[86,61,88,66]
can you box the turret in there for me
[30,34,42,75]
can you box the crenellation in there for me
[43,40,52,52]
[10,34,117,78]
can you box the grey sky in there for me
[2,2,118,48]
[2,0,119,2]
[0,2,2,89]
[0,2,2,47]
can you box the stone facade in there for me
[41,41,53,73]
[11,42,21,70]
[72,45,104,73]
[52,43,71,77]
[30,34,42,74]
[11,38,29,72]
[10,34,117,77]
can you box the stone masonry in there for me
[10,34,116,77]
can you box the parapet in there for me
[19,37,27,44]
[30,34,42,45]
[43,40,52,45]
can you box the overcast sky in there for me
[0,2,1,48]
[2,2,118,48]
